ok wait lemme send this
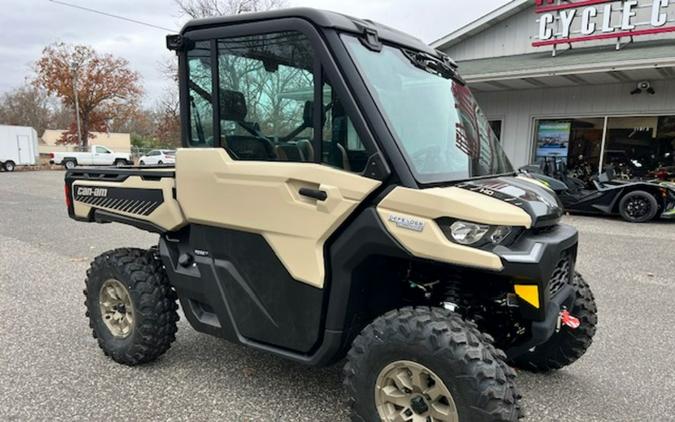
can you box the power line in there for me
[48,0,177,32]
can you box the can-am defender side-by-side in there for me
[66,9,597,421]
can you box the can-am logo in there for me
[76,187,108,197]
[534,0,674,47]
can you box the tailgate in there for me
[65,167,186,233]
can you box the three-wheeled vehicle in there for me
[66,9,597,421]
[522,158,675,223]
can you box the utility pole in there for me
[70,61,83,148]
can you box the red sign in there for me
[535,0,615,13]
[533,0,675,47]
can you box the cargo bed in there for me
[65,165,185,233]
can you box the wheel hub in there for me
[375,360,459,422]
[410,395,429,415]
[99,279,134,338]
[627,198,649,218]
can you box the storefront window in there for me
[534,118,604,181]
[603,116,675,180]
[534,116,675,183]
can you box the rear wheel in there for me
[158,160,163,165]
[114,159,126,167]
[619,190,658,223]
[3,161,15,172]
[512,272,597,372]
[64,159,77,170]
[84,248,179,365]
[345,307,522,422]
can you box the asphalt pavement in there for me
[1,170,674,421]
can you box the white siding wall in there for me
[445,3,675,61]
[446,6,538,60]
[475,79,675,167]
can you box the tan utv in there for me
[65,8,597,422]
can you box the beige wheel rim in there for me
[375,360,459,422]
[99,279,134,338]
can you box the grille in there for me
[548,252,572,297]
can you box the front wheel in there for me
[619,190,658,223]
[84,248,179,365]
[512,272,597,372]
[345,307,522,422]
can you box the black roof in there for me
[180,7,438,56]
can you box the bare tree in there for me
[0,85,71,136]
[175,0,287,18]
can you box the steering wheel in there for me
[412,145,443,173]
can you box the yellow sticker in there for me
[514,285,540,309]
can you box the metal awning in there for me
[456,40,675,92]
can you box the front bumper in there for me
[492,224,579,357]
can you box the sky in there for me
[1,0,509,106]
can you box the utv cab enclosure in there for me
[66,9,596,422]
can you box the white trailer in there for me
[0,125,39,172]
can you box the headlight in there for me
[490,225,512,244]
[443,220,515,246]
[449,221,489,245]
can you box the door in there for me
[94,146,113,165]
[173,26,383,353]
[16,135,30,165]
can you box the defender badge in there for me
[388,214,425,232]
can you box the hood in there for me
[456,176,564,228]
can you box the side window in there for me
[322,83,369,173]
[187,41,215,147]
[96,146,110,154]
[217,32,315,162]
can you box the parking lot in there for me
[1,170,674,421]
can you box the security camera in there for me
[631,81,656,95]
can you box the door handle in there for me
[299,187,327,201]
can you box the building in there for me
[433,0,675,181]
[40,130,132,155]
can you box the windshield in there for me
[342,35,513,184]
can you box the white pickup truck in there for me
[50,145,132,169]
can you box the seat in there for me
[227,135,276,160]
[322,101,352,171]
[219,89,276,160]
[322,141,351,171]
[275,144,306,162]
[591,172,611,191]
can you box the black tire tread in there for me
[344,306,523,422]
[84,248,179,365]
[513,272,597,372]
